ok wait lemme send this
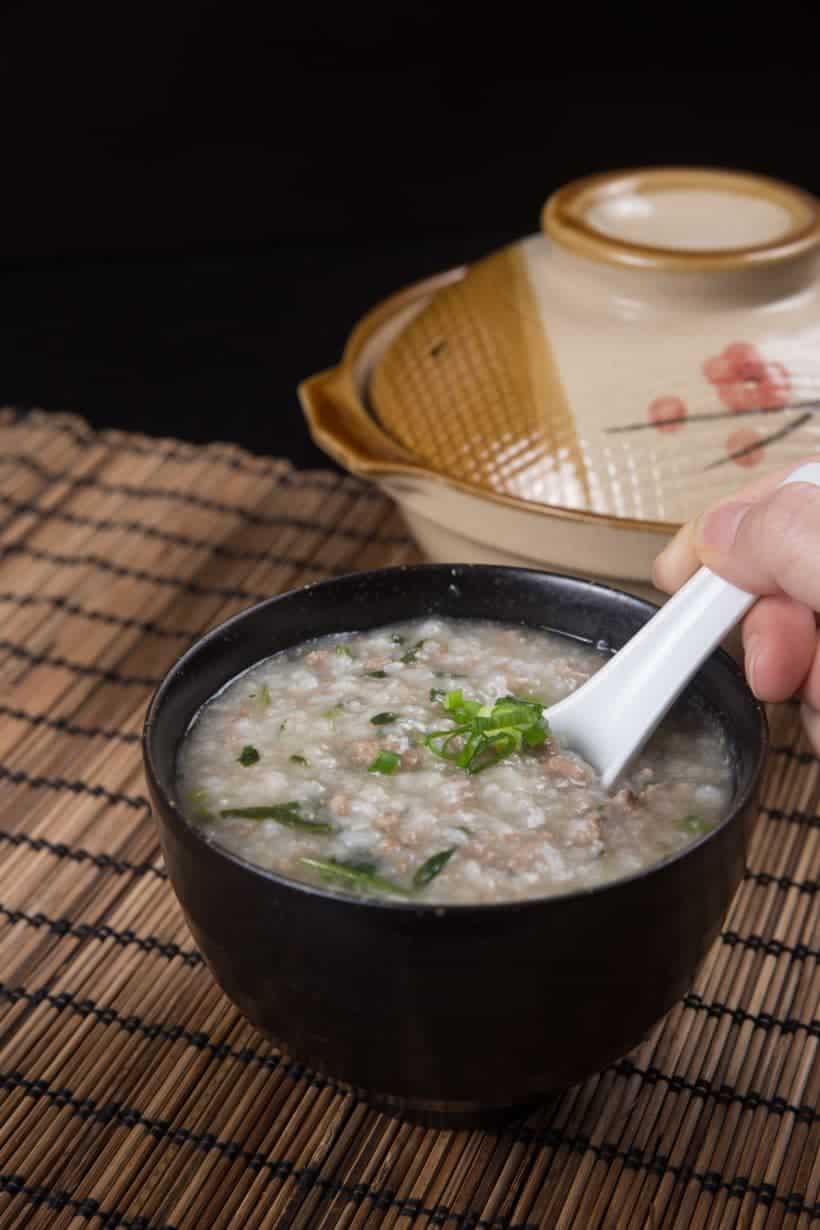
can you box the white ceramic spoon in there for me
[546,461,820,791]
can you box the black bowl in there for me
[143,565,767,1121]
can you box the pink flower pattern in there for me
[645,340,791,467]
[725,426,765,467]
[703,341,791,413]
[647,395,687,433]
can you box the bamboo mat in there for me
[0,407,816,1230]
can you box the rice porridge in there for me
[177,618,733,903]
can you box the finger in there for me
[694,483,820,607]
[652,520,698,593]
[741,596,817,702]
[652,454,820,594]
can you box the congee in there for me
[177,618,733,903]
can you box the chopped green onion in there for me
[413,848,456,888]
[299,856,411,896]
[289,754,309,765]
[370,712,399,725]
[279,720,287,733]
[400,639,426,664]
[680,813,712,835]
[367,670,388,679]
[423,690,549,774]
[249,683,271,709]
[335,644,354,658]
[323,705,345,720]
[429,687,445,702]
[187,787,212,822]
[299,849,456,897]
[369,750,400,775]
[219,802,334,833]
[237,745,260,767]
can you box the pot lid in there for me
[369,167,820,525]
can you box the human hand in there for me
[652,457,820,752]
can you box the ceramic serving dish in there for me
[143,564,767,1122]
[300,167,820,599]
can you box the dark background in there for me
[2,7,820,468]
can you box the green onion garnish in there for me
[289,754,309,765]
[413,848,456,888]
[680,813,712,835]
[299,856,411,896]
[367,670,388,679]
[219,802,334,833]
[299,849,457,897]
[400,639,426,664]
[335,644,354,658]
[323,705,344,720]
[423,691,549,774]
[370,712,399,725]
[369,750,400,775]
[237,745,260,766]
[249,683,271,709]
[187,787,212,822]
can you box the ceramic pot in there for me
[300,167,820,600]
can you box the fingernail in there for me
[649,554,665,589]
[743,631,762,696]
[651,526,690,590]
[697,501,751,553]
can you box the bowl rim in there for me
[143,563,768,917]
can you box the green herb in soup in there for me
[400,639,426,664]
[424,691,549,774]
[177,618,733,904]
[219,802,334,834]
[300,848,457,898]
[249,683,270,709]
[369,750,400,775]
[680,813,713,835]
[187,787,212,822]
[299,856,411,897]
[413,848,456,888]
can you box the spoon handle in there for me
[558,461,820,790]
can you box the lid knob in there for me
[543,167,820,272]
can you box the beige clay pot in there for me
[300,166,820,604]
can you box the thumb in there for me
[694,481,820,609]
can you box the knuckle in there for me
[752,487,820,602]
[756,487,820,575]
